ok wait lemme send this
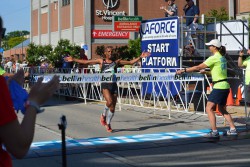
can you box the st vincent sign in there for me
[96,0,126,21]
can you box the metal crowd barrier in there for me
[242,69,250,126]
[25,67,209,119]
[7,66,247,121]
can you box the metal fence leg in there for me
[58,115,67,167]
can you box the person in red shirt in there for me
[0,16,60,167]
[78,48,89,73]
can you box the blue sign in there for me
[140,17,180,96]
[0,48,4,53]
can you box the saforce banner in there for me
[140,17,180,96]
[140,17,179,68]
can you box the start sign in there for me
[113,16,142,32]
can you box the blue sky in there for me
[0,0,30,33]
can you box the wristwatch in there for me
[25,100,45,114]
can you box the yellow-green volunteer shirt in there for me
[0,67,5,75]
[243,56,250,85]
[204,52,230,89]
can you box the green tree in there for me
[127,38,141,58]
[95,45,105,57]
[26,43,53,66]
[206,7,229,23]
[7,36,26,49]
[4,30,29,40]
[26,43,40,66]
[2,30,29,50]
[50,39,81,67]
[95,38,142,61]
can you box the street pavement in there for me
[12,96,250,167]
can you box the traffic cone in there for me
[226,88,234,106]
[215,104,222,116]
[206,83,213,94]
[235,85,243,106]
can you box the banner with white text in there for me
[140,17,180,97]
[30,73,204,83]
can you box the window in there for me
[62,0,70,6]
[41,5,48,14]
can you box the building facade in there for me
[29,0,250,59]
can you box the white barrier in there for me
[26,67,208,119]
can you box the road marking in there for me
[30,129,210,150]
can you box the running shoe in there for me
[105,124,112,132]
[204,130,220,139]
[226,129,238,136]
[100,114,107,126]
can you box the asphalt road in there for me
[12,96,250,167]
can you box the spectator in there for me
[160,0,178,17]
[0,54,14,77]
[0,54,29,78]
[62,49,73,73]
[78,47,89,73]
[183,0,200,43]
[40,58,49,69]
[183,42,200,57]
[0,15,60,166]
[238,49,250,102]
[5,58,13,73]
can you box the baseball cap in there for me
[81,46,85,51]
[205,39,222,48]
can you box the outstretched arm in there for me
[118,51,150,65]
[176,63,208,74]
[64,56,102,65]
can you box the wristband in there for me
[184,68,187,73]
[25,100,45,114]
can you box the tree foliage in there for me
[26,43,41,66]
[4,30,29,40]
[26,43,53,66]
[2,30,29,50]
[51,39,80,67]
[95,45,105,57]
[205,7,229,23]
[95,38,142,61]
[7,36,26,49]
[127,38,141,58]
[26,39,81,67]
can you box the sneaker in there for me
[105,124,112,132]
[204,130,220,139]
[227,129,238,136]
[100,114,107,126]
